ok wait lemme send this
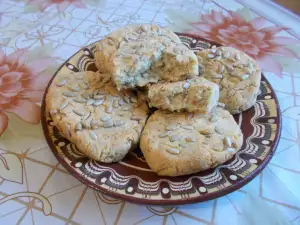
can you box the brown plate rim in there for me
[41,33,282,205]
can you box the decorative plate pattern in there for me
[41,34,281,205]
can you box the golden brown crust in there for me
[148,77,219,113]
[95,24,199,90]
[140,108,243,176]
[46,71,149,163]
[197,47,261,114]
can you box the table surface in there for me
[0,0,300,224]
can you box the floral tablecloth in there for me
[0,0,300,224]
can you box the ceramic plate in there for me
[41,33,281,205]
